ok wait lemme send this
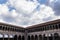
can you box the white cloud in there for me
[49,0,55,3]
[0,4,9,15]
[0,0,60,28]
[11,10,18,18]
[28,5,54,25]
[0,19,5,22]
[8,0,38,13]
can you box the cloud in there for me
[0,4,9,15]
[0,0,60,27]
[52,0,60,16]
[47,0,60,16]
[29,5,54,23]
[8,0,38,13]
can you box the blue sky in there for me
[37,0,46,4]
[0,0,60,27]
[0,0,7,4]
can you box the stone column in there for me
[30,35,32,40]
[17,36,18,40]
[39,35,43,40]
[47,36,49,40]
[8,35,9,40]
[42,35,43,40]
[37,35,39,40]
[38,35,39,40]
[35,35,38,40]
[22,36,25,40]
[25,29,28,40]
[52,34,54,40]
[27,35,30,40]
[3,34,4,40]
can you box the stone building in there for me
[0,19,60,40]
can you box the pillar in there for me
[22,36,25,40]
[31,35,34,40]
[8,35,10,40]
[3,34,4,40]
[39,35,42,40]
[18,35,21,40]
[25,29,27,40]
[13,35,17,40]
[47,35,49,40]
[35,35,38,40]
[27,36,30,40]
[49,34,53,40]
[43,34,45,40]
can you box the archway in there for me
[0,34,3,40]
[49,34,53,40]
[18,35,21,40]
[31,35,34,40]
[43,34,47,40]
[4,34,9,40]
[39,35,42,40]
[54,33,60,40]
[35,35,38,40]
[27,36,30,40]
[22,36,25,40]
[9,35,14,40]
[13,35,17,40]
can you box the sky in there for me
[0,0,60,28]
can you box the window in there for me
[47,25,49,30]
[5,27,7,31]
[7,27,10,31]
[3,27,5,30]
[49,25,53,30]
[52,25,55,29]
[55,24,58,29]
[42,27,44,31]
[0,26,2,30]
[45,26,49,30]
[58,24,60,29]
[9,27,13,31]
[39,27,42,31]
[44,26,46,31]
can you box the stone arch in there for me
[18,35,21,40]
[9,34,14,40]
[27,35,30,40]
[13,35,18,40]
[49,34,53,40]
[22,36,25,40]
[35,35,38,40]
[0,33,3,40]
[39,35,42,40]
[31,35,34,40]
[54,33,60,40]
[4,34,9,40]
[43,34,47,40]
[54,33,59,37]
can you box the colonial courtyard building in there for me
[0,19,60,40]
